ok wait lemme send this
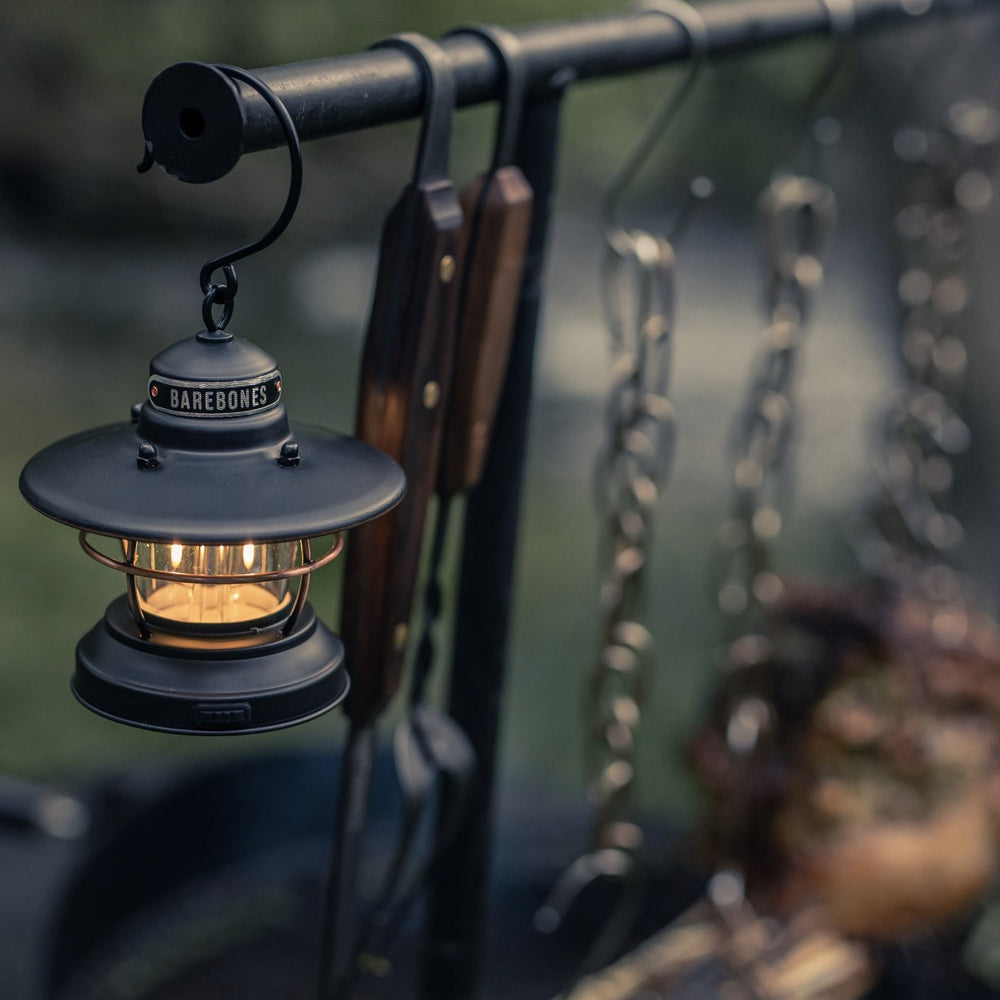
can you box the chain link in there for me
[201,263,239,332]
[534,226,678,984]
[703,174,836,896]
[586,228,678,853]
[713,176,837,643]
[855,100,1000,591]
[542,4,708,961]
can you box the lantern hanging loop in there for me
[602,0,711,250]
[196,64,304,334]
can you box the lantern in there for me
[20,328,405,735]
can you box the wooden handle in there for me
[341,179,465,726]
[440,166,533,496]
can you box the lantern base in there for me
[73,597,349,735]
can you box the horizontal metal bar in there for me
[142,0,997,183]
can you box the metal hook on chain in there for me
[792,0,857,176]
[194,65,304,336]
[713,6,844,611]
[603,0,713,253]
[807,0,855,110]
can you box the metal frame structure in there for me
[142,0,987,180]
[135,2,998,997]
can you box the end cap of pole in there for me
[141,62,247,184]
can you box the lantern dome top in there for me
[20,331,405,543]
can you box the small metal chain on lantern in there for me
[854,98,1000,596]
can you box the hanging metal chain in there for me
[706,174,836,904]
[713,175,837,645]
[586,228,678,854]
[855,99,1000,593]
[534,227,680,986]
[540,7,710,972]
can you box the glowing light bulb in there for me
[129,539,301,636]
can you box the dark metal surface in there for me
[421,77,568,1000]
[20,419,404,542]
[21,331,405,542]
[72,598,349,735]
[140,0,997,184]
[322,31,468,1000]
[21,418,405,542]
[22,332,405,542]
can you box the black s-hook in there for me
[199,66,303,335]
[140,64,304,337]
[454,23,530,173]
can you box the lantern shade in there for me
[19,421,404,543]
[20,331,405,540]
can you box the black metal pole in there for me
[139,0,996,184]
[420,73,570,1000]
[318,723,375,998]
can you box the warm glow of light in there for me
[130,539,301,632]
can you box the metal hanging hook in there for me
[447,24,529,171]
[805,0,855,112]
[372,33,457,187]
[603,0,712,250]
[196,65,303,336]
[793,0,856,175]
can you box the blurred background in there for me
[2,0,1000,996]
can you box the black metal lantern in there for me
[20,64,404,735]
[20,328,405,734]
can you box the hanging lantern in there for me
[20,328,405,735]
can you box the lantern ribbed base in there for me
[73,596,349,734]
